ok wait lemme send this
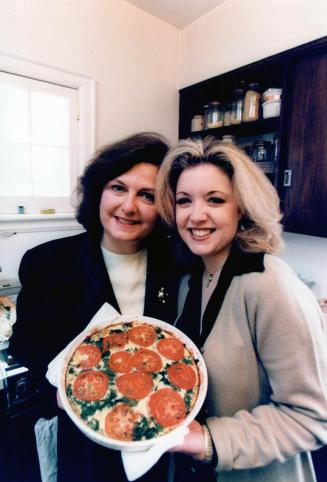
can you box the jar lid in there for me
[233,80,246,89]
[222,135,236,143]
[253,140,272,147]
[263,87,282,94]
[263,88,282,99]
[247,82,260,91]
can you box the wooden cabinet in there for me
[179,36,327,238]
[280,41,327,237]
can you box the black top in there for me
[175,242,264,349]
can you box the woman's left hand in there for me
[170,420,206,461]
[56,389,64,409]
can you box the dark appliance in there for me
[0,348,42,482]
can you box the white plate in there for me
[58,314,208,452]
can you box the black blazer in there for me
[10,231,180,482]
[11,232,179,379]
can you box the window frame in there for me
[0,52,95,233]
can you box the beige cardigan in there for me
[178,254,327,482]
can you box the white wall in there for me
[179,0,327,299]
[179,0,327,87]
[0,0,180,146]
[280,233,327,299]
[0,0,180,283]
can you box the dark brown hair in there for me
[77,132,169,240]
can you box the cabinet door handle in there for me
[283,169,292,187]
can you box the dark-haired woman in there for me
[10,132,180,482]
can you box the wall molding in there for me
[0,213,84,235]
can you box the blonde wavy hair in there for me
[156,137,284,254]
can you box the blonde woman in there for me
[156,137,327,482]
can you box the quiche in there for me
[0,296,16,341]
[65,320,201,443]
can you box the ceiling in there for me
[125,0,226,29]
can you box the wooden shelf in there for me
[187,117,279,140]
[254,161,276,174]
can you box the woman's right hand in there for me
[169,420,206,461]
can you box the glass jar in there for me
[272,134,279,162]
[243,83,261,122]
[221,135,236,144]
[252,141,268,162]
[244,145,254,158]
[206,101,223,128]
[191,115,204,132]
[231,88,244,125]
[223,103,232,126]
[203,104,209,129]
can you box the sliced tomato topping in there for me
[157,337,184,361]
[167,363,196,390]
[108,351,133,372]
[128,324,156,347]
[133,348,162,372]
[72,370,109,401]
[149,388,186,428]
[103,332,128,351]
[74,344,102,368]
[105,403,142,441]
[116,372,153,400]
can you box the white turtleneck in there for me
[101,245,147,316]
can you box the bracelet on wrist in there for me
[202,424,214,464]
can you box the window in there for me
[0,71,78,213]
[0,53,95,229]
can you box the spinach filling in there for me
[71,389,137,420]
[181,357,193,365]
[84,337,103,349]
[184,389,193,410]
[87,418,99,431]
[133,416,163,441]
[155,327,165,340]
[153,368,172,385]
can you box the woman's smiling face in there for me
[99,162,159,254]
[175,163,241,269]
